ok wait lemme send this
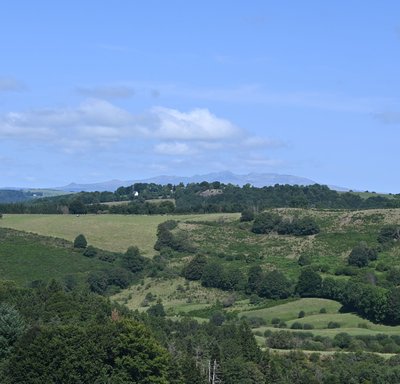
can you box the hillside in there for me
[2,207,400,382]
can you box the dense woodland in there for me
[1,182,400,214]
[3,278,400,383]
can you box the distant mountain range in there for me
[52,171,350,192]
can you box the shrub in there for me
[122,246,146,273]
[267,331,296,349]
[73,234,87,249]
[251,212,281,234]
[83,245,97,258]
[291,322,303,329]
[347,242,377,268]
[327,321,341,329]
[303,323,314,330]
[319,308,327,314]
[240,209,255,222]
[298,254,312,266]
[298,310,305,318]
[271,318,281,325]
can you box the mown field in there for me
[0,213,239,256]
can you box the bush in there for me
[267,331,296,349]
[291,322,303,329]
[319,308,327,314]
[183,255,207,281]
[240,209,255,222]
[298,310,305,318]
[251,212,281,234]
[327,321,341,329]
[147,303,166,317]
[303,323,314,330]
[83,245,97,258]
[298,254,312,266]
[73,234,87,249]
[122,246,146,273]
[347,242,377,268]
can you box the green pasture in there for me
[0,228,113,285]
[112,276,231,314]
[0,213,239,255]
[240,298,400,338]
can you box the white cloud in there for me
[154,142,193,155]
[151,107,240,140]
[0,99,136,146]
[0,100,281,172]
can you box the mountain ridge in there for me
[50,171,349,192]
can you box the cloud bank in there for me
[0,99,282,175]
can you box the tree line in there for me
[1,182,400,214]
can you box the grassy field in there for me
[0,228,113,285]
[183,208,400,277]
[112,276,231,315]
[241,298,400,338]
[0,213,239,256]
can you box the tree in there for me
[0,303,25,359]
[6,320,175,383]
[240,209,255,222]
[348,242,377,268]
[122,246,146,273]
[147,303,166,317]
[201,262,224,288]
[296,268,322,297]
[247,265,263,293]
[258,270,291,299]
[73,234,87,249]
[291,217,320,236]
[83,245,97,258]
[183,255,207,281]
[251,212,281,234]
[68,199,87,214]
[386,287,400,324]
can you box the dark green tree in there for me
[240,209,255,222]
[183,255,207,281]
[147,303,166,317]
[247,265,263,293]
[258,270,291,299]
[6,319,175,384]
[296,268,322,297]
[73,234,87,249]
[0,303,26,359]
[68,199,87,214]
[348,242,376,267]
[251,212,281,234]
[122,246,146,273]
[83,245,97,257]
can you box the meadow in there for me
[0,213,239,256]
[2,208,400,355]
[0,228,114,285]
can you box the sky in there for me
[1,1,400,192]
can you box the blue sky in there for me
[1,1,400,192]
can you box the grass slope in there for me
[0,228,113,285]
[242,298,400,338]
[0,213,239,255]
